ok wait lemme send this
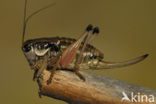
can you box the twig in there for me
[38,70,156,104]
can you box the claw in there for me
[38,91,42,98]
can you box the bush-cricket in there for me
[21,0,148,97]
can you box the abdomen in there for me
[58,37,104,70]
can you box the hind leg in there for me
[60,24,99,81]
[73,27,99,81]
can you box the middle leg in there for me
[47,52,61,85]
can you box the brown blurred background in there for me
[0,0,155,104]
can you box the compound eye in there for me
[23,44,32,52]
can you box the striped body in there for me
[24,37,104,70]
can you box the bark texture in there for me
[39,70,156,104]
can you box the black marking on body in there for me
[23,37,104,61]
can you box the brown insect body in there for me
[21,0,148,94]
[23,37,104,71]
[23,35,148,75]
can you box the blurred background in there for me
[0,0,155,104]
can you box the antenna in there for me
[22,0,27,45]
[22,0,55,46]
